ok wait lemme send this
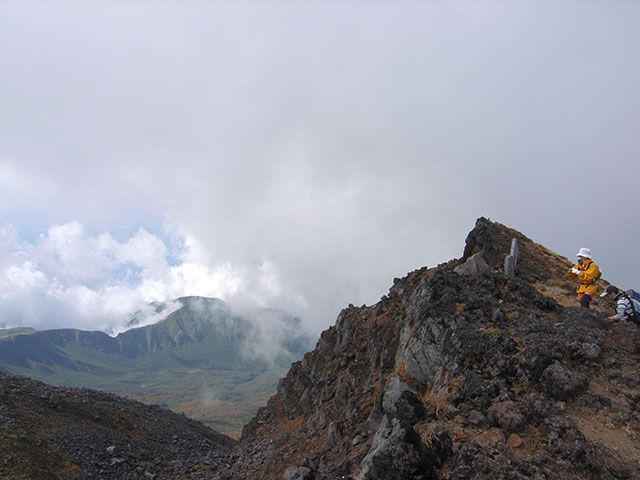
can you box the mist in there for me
[1,1,638,335]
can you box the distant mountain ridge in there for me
[0,296,313,437]
[0,327,35,339]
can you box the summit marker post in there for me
[504,238,518,277]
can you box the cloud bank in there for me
[0,222,304,334]
[1,2,639,334]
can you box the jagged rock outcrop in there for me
[222,217,640,479]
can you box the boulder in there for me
[540,362,589,400]
[454,253,490,276]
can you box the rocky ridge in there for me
[221,217,640,479]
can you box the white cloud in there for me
[1,261,48,295]
[0,222,303,334]
[168,262,243,299]
[111,228,169,275]
[1,2,639,335]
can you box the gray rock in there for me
[283,466,313,480]
[468,409,488,426]
[355,416,435,480]
[541,361,589,400]
[327,421,341,447]
[454,252,490,276]
[487,400,526,432]
[520,391,552,423]
[399,323,446,386]
[382,376,425,425]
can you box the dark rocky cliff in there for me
[220,218,640,479]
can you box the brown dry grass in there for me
[421,377,464,419]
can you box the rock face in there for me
[222,217,640,480]
[3,218,640,480]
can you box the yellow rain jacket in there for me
[567,259,600,297]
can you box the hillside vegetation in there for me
[0,297,312,438]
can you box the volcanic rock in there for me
[223,217,640,479]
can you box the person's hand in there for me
[571,268,580,275]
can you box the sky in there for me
[1,1,639,336]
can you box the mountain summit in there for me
[2,218,639,479]
[223,217,640,479]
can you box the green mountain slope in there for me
[0,327,36,339]
[0,297,313,437]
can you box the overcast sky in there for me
[1,1,638,336]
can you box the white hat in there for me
[576,247,592,259]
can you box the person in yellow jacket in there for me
[567,247,600,308]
